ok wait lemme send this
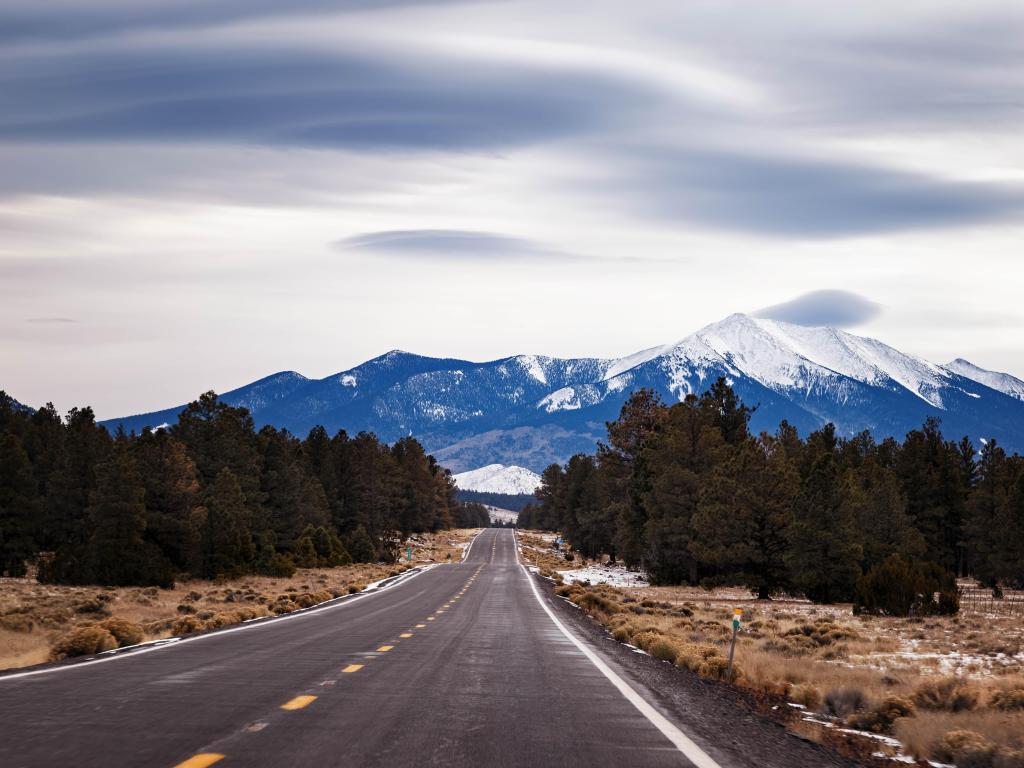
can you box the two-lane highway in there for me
[0,530,851,767]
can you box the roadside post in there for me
[406,545,413,562]
[727,608,742,681]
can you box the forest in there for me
[0,391,487,587]
[519,380,1024,608]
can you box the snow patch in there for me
[558,564,650,588]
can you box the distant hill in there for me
[452,464,541,495]
[101,313,1024,469]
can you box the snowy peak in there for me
[944,358,1024,402]
[452,464,541,495]
[665,313,950,408]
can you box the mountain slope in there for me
[944,358,1024,402]
[101,314,1024,469]
[452,464,541,494]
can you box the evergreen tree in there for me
[601,389,666,568]
[201,468,256,578]
[87,439,173,587]
[787,452,863,603]
[346,524,376,563]
[691,436,798,598]
[135,431,202,572]
[641,398,726,584]
[0,434,40,577]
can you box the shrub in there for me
[933,730,995,768]
[612,626,631,643]
[913,677,978,712]
[0,613,34,633]
[176,603,197,615]
[348,584,366,594]
[170,616,206,635]
[990,688,1024,711]
[98,619,144,647]
[846,696,915,734]
[50,626,118,660]
[576,591,620,615]
[73,598,111,617]
[648,638,680,663]
[854,555,959,616]
[790,683,822,710]
[824,687,867,717]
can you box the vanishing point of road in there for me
[0,529,856,768]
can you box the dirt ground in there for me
[0,528,480,671]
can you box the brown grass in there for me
[0,528,480,671]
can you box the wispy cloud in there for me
[334,230,576,261]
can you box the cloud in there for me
[334,230,575,260]
[0,0,468,43]
[26,317,74,323]
[0,45,651,152]
[596,145,1024,237]
[754,290,881,327]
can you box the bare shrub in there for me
[914,677,979,712]
[50,626,118,660]
[824,687,867,717]
[98,619,143,647]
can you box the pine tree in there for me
[787,452,863,603]
[201,468,256,578]
[601,389,666,568]
[86,439,173,587]
[691,436,798,598]
[135,431,202,572]
[641,398,726,584]
[0,434,40,577]
[346,524,376,563]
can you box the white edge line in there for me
[0,563,438,683]
[513,529,721,768]
[461,528,484,562]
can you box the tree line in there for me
[519,380,1024,605]
[0,391,472,586]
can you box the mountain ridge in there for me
[99,313,1024,471]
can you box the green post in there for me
[406,545,413,562]
[727,608,742,681]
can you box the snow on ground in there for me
[558,564,650,588]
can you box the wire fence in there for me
[958,580,1024,616]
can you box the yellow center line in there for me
[427,617,435,621]
[400,633,413,638]
[377,645,394,652]
[416,623,426,628]
[342,664,364,673]
[173,755,225,768]
[280,695,317,711]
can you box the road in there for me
[0,529,855,768]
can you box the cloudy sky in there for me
[2,0,1023,418]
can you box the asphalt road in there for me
[0,529,856,768]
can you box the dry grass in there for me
[516,531,572,576]
[541,561,1024,765]
[0,528,480,672]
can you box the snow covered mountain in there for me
[944,358,1024,402]
[102,313,1024,470]
[452,464,541,495]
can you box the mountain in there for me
[0,392,34,414]
[452,464,542,495]
[101,313,1024,470]
[944,358,1024,402]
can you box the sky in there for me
[2,0,1023,419]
